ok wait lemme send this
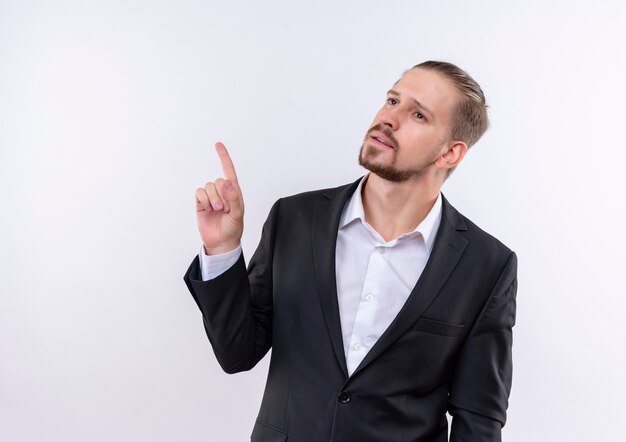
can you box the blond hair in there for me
[413,61,489,177]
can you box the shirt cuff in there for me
[199,244,242,281]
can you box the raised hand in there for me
[195,142,245,255]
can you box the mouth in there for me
[369,134,395,149]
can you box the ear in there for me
[436,140,468,171]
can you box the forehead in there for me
[392,68,460,121]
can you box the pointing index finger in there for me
[215,141,239,184]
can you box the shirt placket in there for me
[347,244,388,374]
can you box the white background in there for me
[2,1,625,441]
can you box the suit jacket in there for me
[183,176,518,442]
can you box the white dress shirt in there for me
[199,173,443,376]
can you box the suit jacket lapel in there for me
[349,194,469,378]
[312,178,469,380]
[312,177,362,378]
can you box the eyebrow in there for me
[387,89,434,120]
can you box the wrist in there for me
[203,242,240,256]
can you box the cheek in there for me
[395,129,440,156]
[400,128,430,145]
[411,126,440,143]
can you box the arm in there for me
[448,251,518,442]
[184,198,281,374]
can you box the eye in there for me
[387,97,398,105]
[414,112,426,120]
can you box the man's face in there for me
[358,68,461,182]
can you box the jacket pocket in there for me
[251,419,287,442]
[411,317,464,337]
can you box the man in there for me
[184,61,517,442]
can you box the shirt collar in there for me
[339,173,443,253]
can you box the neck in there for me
[361,172,442,242]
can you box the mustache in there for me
[366,124,399,149]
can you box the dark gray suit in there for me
[184,176,517,442]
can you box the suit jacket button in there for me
[338,391,351,403]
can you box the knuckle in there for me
[214,179,226,193]
[195,188,207,200]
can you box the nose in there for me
[378,105,400,131]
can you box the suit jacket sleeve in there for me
[448,251,518,442]
[183,198,282,374]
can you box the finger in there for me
[214,178,230,212]
[219,179,244,219]
[215,142,239,184]
[204,182,225,211]
[195,187,213,213]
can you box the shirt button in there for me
[354,343,362,351]
[338,391,351,403]
[365,294,374,302]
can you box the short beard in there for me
[358,130,441,183]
